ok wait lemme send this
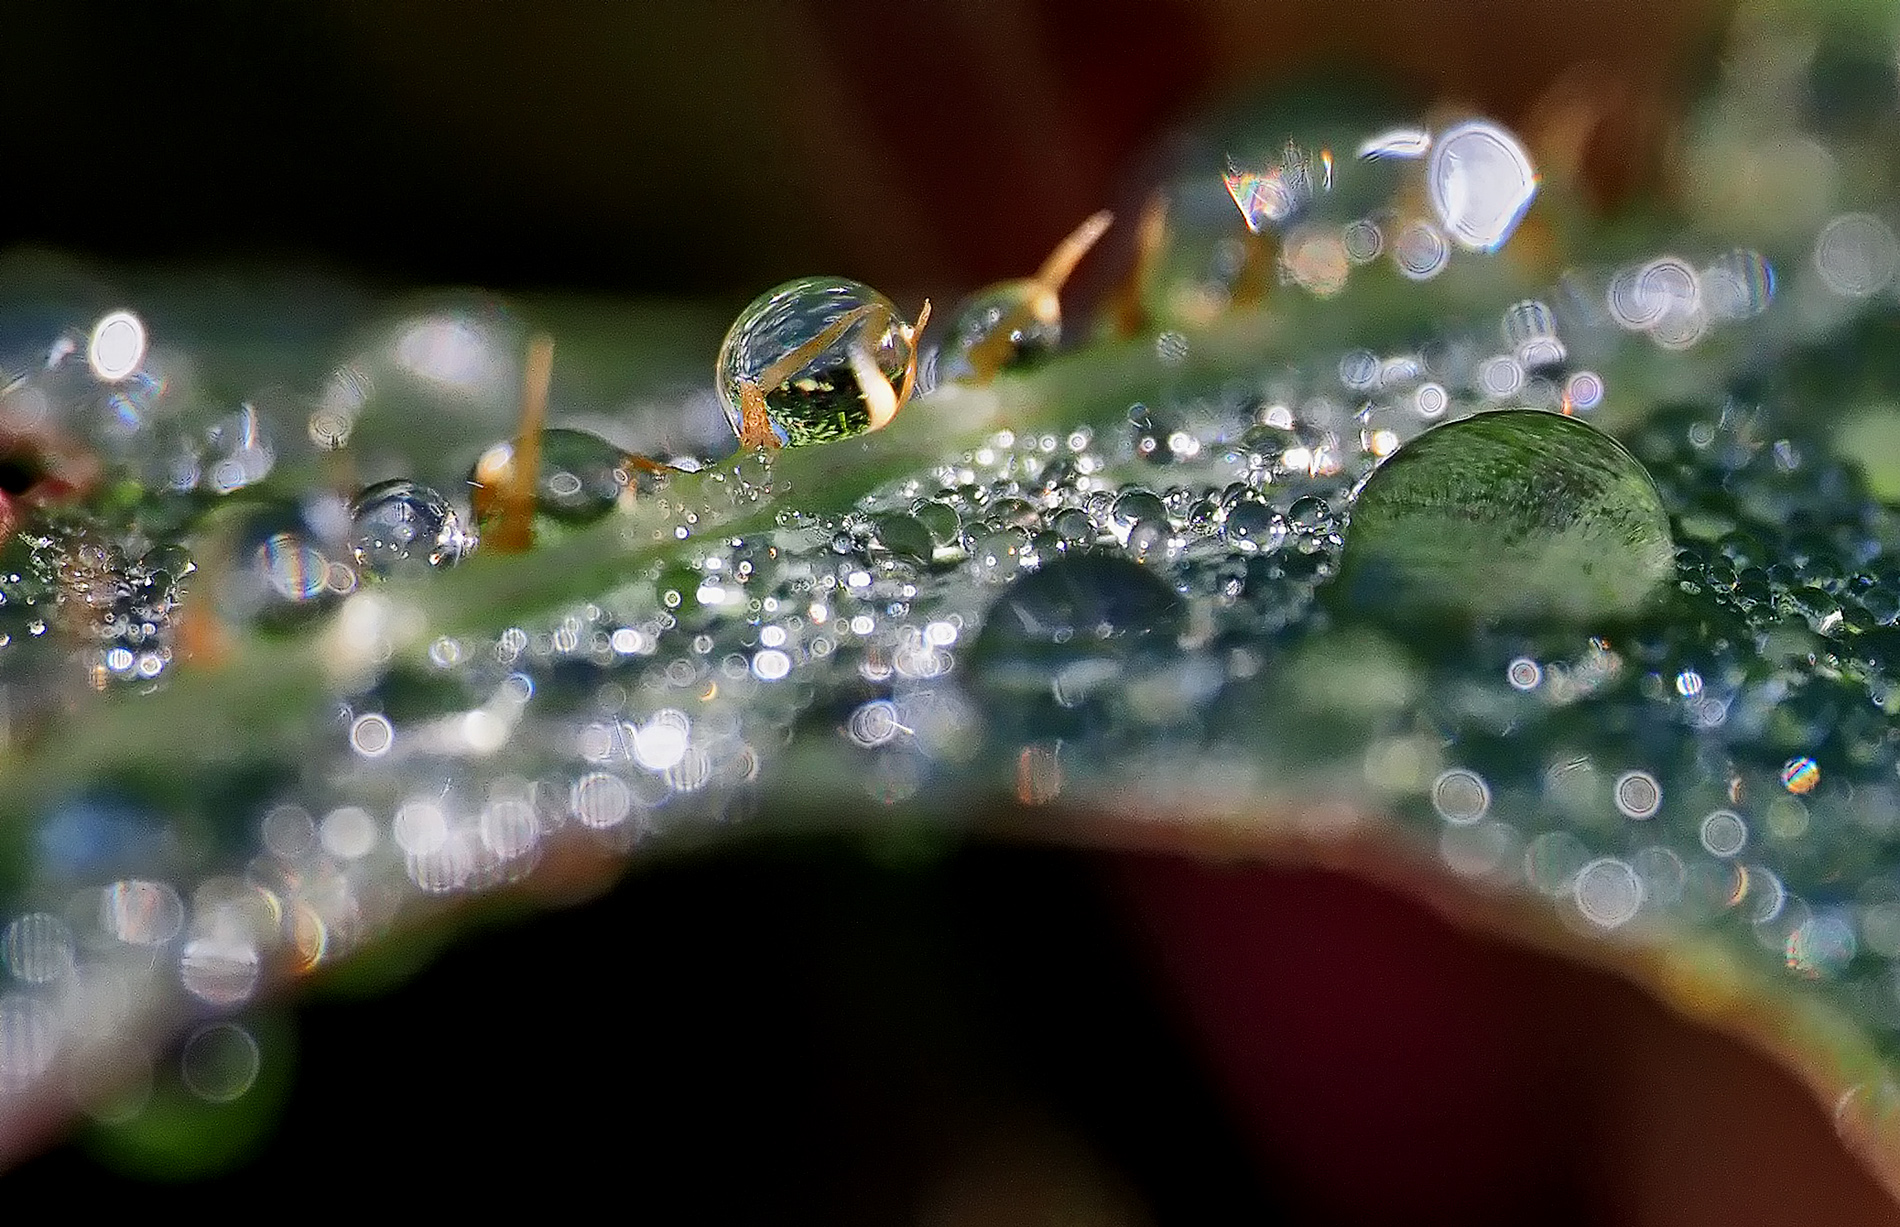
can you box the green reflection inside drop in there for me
[715,276,915,447]
[1334,409,1675,624]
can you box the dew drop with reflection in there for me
[348,479,473,577]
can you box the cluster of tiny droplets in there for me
[12,1,1900,1130]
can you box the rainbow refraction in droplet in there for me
[1221,141,1327,233]
[1781,755,1821,794]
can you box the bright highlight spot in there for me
[1431,768,1491,825]
[1358,127,1431,160]
[1574,857,1643,928]
[1427,120,1538,251]
[1781,755,1820,795]
[87,310,147,382]
[350,712,394,758]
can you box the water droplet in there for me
[1814,213,1898,297]
[716,277,920,446]
[1860,584,1900,625]
[1781,755,1820,794]
[1286,495,1334,535]
[1393,220,1450,280]
[1219,496,1285,553]
[1335,410,1674,624]
[912,500,963,549]
[471,427,653,530]
[973,526,1033,583]
[1110,487,1166,539]
[180,1022,260,1103]
[348,479,472,577]
[1,913,74,984]
[1051,507,1095,547]
[872,513,935,565]
[968,553,1184,724]
[1426,120,1538,251]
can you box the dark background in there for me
[2,0,1715,298]
[3,1,1894,1221]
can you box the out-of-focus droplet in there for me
[1358,127,1432,160]
[470,427,657,531]
[1432,768,1492,824]
[200,404,275,495]
[179,1022,261,1103]
[1702,249,1775,319]
[1,913,74,984]
[179,936,260,1006]
[938,212,1110,386]
[1281,225,1351,296]
[1614,770,1663,819]
[1224,141,1327,233]
[86,311,147,383]
[255,533,330,605]
[1502,300,1565,369]
[1781,755,1821,794]
[1426,120,1538,251]
[937,281,1060,385]
[1575,857,1643,928]
[1563,371,1605,412]
[1700,809,1748,858]
[968,553,1184,728]
[1393,221,1450,280]
[101,879,184,947]
[1815,213,1899,297]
